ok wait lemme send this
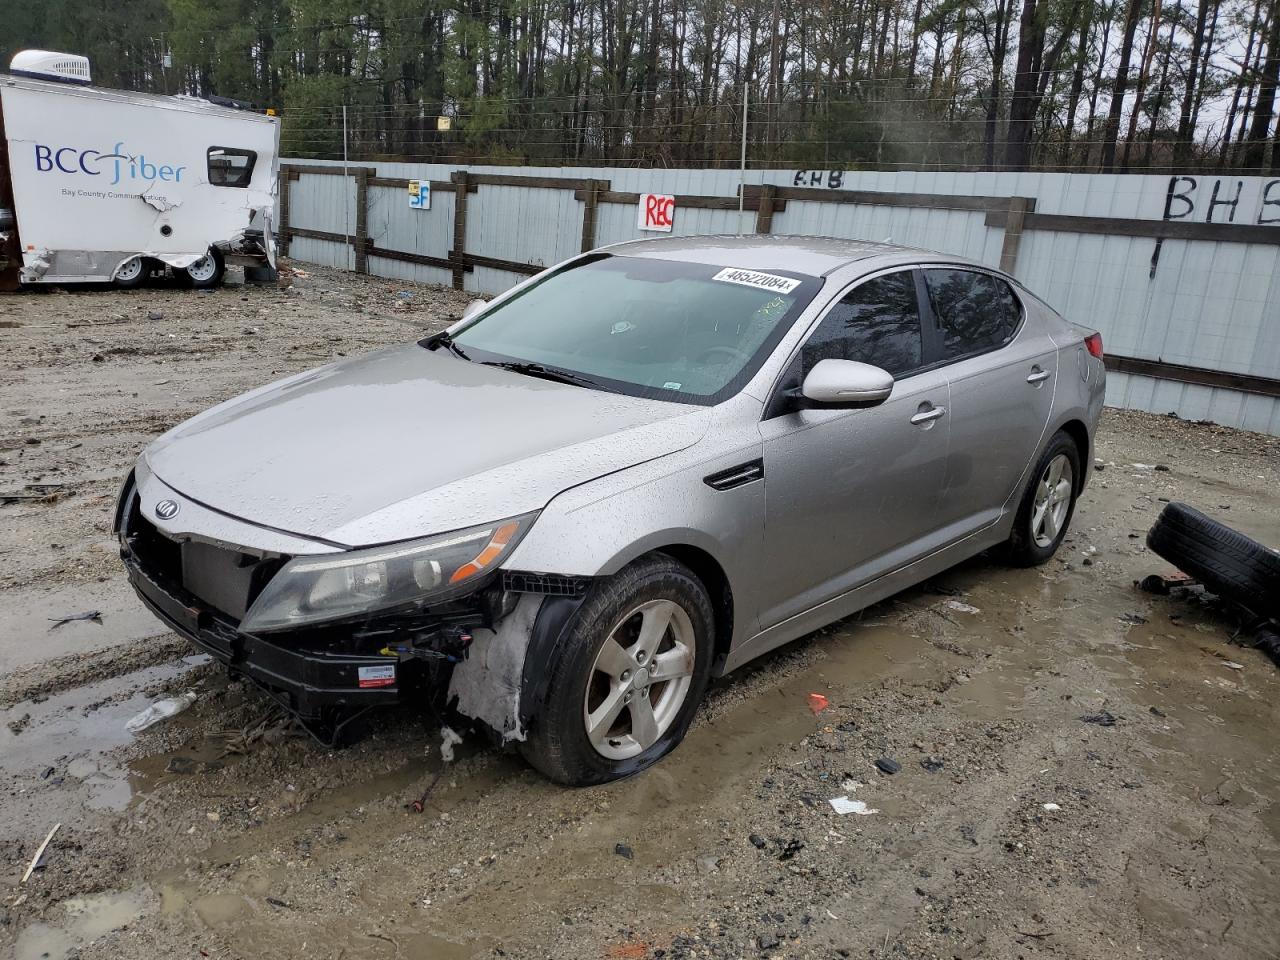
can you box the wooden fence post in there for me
[999,196,1030,274]
[754,184,777,234]
[354,169,369,274]
[579,179,608,252]
[450,170,470,291]
[277,165,293,260]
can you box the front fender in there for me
[502,437,766,648]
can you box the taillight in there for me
[1084,332,1104,360]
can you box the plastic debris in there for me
[874,757,902,775]
[807,693,830,714]
[1042,802,1061,812]
[1079,710,1118,726]
[944,600,981,615]
[47,610,103,630]
[439,726,463,763]
[829,796,878,816]
[125,690,197,733]
[614,843,634,859]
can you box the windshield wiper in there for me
[420,331,472,362]
[481,360,603,390]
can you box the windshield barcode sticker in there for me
[712,268,801,294]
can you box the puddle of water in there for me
[0,581,164,676]
[14,887,150,960]
[0,654,209,810]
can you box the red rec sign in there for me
[638,193,675,232]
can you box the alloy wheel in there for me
[583,598,696,760]
[1031,453,1074,548]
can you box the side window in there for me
[800,270,923,378]
[207,147,257,188]
[925,269,1021,361]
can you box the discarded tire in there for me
[1146,502,1280,619]
[1253,624,1280,667]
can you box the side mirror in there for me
[799,359,895,407]
[461,299,487,322]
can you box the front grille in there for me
[123,493,287,622]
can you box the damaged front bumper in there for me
[116,478,494,729]
[124,553,408,717]
[116,469,596,745]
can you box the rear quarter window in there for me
[925,269,1022,361]
[207,147,257,188]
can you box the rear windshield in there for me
[450,254,821,404]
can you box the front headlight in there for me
[239,513,536,633]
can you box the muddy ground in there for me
[1,265,1278,960]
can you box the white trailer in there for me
[0,51,279,291]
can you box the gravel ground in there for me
[1,265,1278,960]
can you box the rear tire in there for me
[1004,430,1081,567]
[184,248,224,289]
[1146,502,1280,619]
[519,555,714,786]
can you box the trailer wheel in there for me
[184,248,224,289]
[113,256,149,289]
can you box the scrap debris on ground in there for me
[1,264,1278,960]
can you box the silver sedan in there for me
[115,236,1106,784]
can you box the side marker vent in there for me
[704,459,765,491]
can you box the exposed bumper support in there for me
[124,554,402,718]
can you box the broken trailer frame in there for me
[0,57,279,291]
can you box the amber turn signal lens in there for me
[449,521,521,583]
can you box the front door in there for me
[758,269,951,630]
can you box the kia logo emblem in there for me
[155,499,180,520]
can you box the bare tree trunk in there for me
[1121,0,1164,170]
[1175,0,1211,161]
[1100,0,1145,171]
[1143,17,1177,165]
[1243,0,1280,169]
[1220,0,1264,164]
[1060,3,1093,164]
[1189,0,1220,136]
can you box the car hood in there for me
[145,344,710,547]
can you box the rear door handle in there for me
[1026,367,1052,384]
[910,405,947,425]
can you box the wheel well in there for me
[1058,419,1091,491]
[652,544,734,672]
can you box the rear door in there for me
[922,268,1058,538]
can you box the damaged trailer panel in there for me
[0,66,278,286]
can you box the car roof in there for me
[604,234,974,278]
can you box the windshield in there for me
[447,254,821,404]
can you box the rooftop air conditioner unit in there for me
[9,50,92,86]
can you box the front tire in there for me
[113,256,149,289]
[519,555,714,786]
[1004,430,1081,566]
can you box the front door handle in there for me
[1026,367,1052,384]
[910,405,947,426]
